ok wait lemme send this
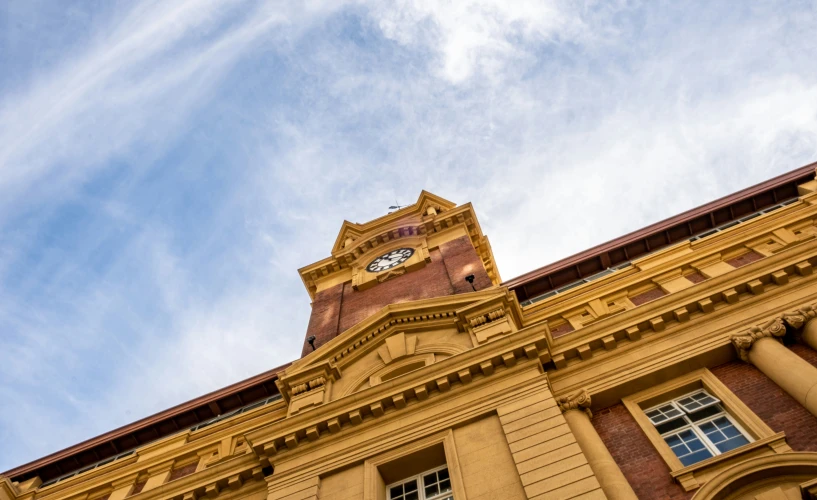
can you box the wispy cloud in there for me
[1,0,816,471]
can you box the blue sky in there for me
[1,0,816,472]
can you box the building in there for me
[4,162,817,500]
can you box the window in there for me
[644,389,751,466]
[387,466,453,500]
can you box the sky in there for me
[1,0,817,472]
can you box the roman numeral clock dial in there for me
[365,248,415,273]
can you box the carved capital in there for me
[782,304,817,330]
[731,317,786,362]
[558,389,592,418]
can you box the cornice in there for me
[546,235,817,364]
[329,191,457,255]
[286,289,514,375]
[520,193,817,323]
[245,325,549,462]
[298,194,499,299]
[551,274,817,405]
[263,374,550,489]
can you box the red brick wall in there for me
[592,344,817,498]
[593,404,693,500]
[301,280,344,357]
[711,346,817,452]
[791,342,817,368]
[302,236,491,355]
[438,235,493,294]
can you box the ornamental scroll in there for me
[558,389,592,418]
[731,317,786,362]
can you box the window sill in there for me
[670,432,790,492]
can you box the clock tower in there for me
[298,191,501,356]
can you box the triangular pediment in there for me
[330,191,457,255]
[277,288,522,410]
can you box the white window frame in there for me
[386,465,453,500]
[644,389,753,466]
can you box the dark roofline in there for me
[4,362,291,483]
[504,162,817,302]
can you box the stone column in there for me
[783,306,817,352]
[558,390,638,500]
[799,318,817,352]
[732,317,817,417]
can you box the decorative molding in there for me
[557,389,592,418]
[377,332,417,365]
[291,377,326,397]
[730,317,787,362]
[546,246,817,371]
[247,328,548,461]
[468,308,506,329]
[782,303,817,329]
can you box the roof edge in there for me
[3,361,291,479]
[502,161,817,290]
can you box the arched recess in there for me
[691,452,817,500]
[341,343,467,398]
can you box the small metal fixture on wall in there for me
[465,274,476,291]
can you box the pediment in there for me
[276,288,522,413]
[298,190,500,299]
[330,191,457,255]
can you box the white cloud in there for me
[369,0,602,83]
[2,0,817,473]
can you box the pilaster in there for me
[497,381,604,499]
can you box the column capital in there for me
[731,317,786,362]
[782,304,817,330]
[558,389,592,418]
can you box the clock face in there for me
[366,248,415,273]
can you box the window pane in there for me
[439,479,451,492]
[425,484,438,497]
[679,448,713,466]
[677,391,721,414]
[390,486,403,498]
[665,434,682,447]
[666,430,713,466]
[722,425,741,438]
[688,405,722,422]
[405,492,418,500]
[655,417,687,434]
[438,468,449,480]
[647,410,666,423]
[648,404,683,425]
[404,480,417,492]
[715,435,750,453]
[423,472,437,484]
[686,438,705,451]
[702,417,750,453]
